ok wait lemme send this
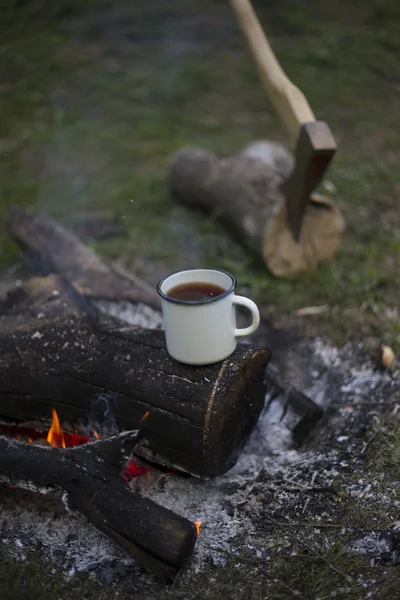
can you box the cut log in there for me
[0,309,270,478]
[168,142,345,277]
[0,431,197,581]
[5,206,160,309]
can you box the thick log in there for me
[5,207,160,309]
[169,143,345,277]
[0,431,197,581]
[0,311,270,478]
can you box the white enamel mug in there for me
[157,268,260,366]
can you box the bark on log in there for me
[0,311,270,478]
[5,207,160,309]
[168,142,345,277]
[0,431,197,581]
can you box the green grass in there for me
[0,550,105,600]
[2,533,398,600]
[1,1,399,340]
[365,404,400,481]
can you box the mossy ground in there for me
[1,0,399,598]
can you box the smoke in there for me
[87,392,119,438]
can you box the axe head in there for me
[282,121,337,241]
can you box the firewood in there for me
[0,431,197,581]
[168,143,345,277]
[0,306,270,478]
[0,274,101,323]
[5,206,160,309]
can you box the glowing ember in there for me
[139,411,150,425]
[47,408,66,448]
[64,432,89,446]
[194,521,202,535]
[121,460,150,485]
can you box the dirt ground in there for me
[0,0,399,598]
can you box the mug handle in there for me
[233,295,260,337]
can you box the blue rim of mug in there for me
[157,267,236,305]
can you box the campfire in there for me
[0,208,332,583]
[0,410,89,448]
[0,404,202,581]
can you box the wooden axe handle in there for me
[230,0,315,141]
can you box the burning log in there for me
[0,430,197,581]
[0,308,270,478]
[5,206,160,309]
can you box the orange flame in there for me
[194,521,202,535]
[139,411,150,425]
[93,431,99,439]
[47,408,66,448]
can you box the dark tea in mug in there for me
[157,267,260,364]
[167,281,226,302]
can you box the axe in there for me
[230,0,337,240]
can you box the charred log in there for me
[265,366,324,443]
[0,431,197,581]
[5,206,160,309]
[0,310,270,478]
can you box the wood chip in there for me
[294,305,330,317]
